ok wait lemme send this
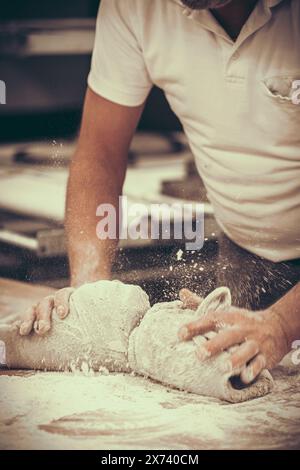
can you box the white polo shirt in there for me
[88,0,300,262]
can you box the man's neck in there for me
[210,0,258,41]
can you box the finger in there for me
[54,287,75,319]
[179,289,203,310]
[34,296,54,336]
[240,354,266,384]
[178,316,217,341]
[19,305,37,336]
[197,327,245,360]
[230,340,259,371]
[12,320,22,330]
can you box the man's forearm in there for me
[65,150,123,287]
[270,282,300,349]
[64,88,144,287]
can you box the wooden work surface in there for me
[0,278,300,450]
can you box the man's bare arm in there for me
[19,87,145,334]
[66,88,144,286]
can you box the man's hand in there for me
[18,287,74,337]
[178,288,290,384]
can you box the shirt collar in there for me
[170,0,286,46]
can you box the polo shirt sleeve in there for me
[87,0,152,107]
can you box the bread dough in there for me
[0,281,273,402]
[128,287,274,403]
[0,280,150,372]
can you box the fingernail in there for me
[197,346,210,361]
[36,320,50,335]
[19,321,33,336]
[56,305,66,318]
[178,326,189,341]
[242,368,254,384]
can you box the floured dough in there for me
[0,280,150,372]
[0,281,273,402]
[128,287,274,403]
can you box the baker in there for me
[18,0,300,385]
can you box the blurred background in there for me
[0,0,218,303]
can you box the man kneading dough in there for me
[18,0,300,386]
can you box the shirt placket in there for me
[182,0,276,84]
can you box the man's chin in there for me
[180,0,233,10]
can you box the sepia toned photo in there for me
[0,0,299,454]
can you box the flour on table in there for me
[0,361,299,450]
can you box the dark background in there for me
[0,0,182,143]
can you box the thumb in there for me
[54,287,75,319]
[179,288,203,310]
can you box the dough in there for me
[128,287,274,403]
[0,280,150,372]
[0,281,273,402]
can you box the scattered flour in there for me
[0,361,299,450]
